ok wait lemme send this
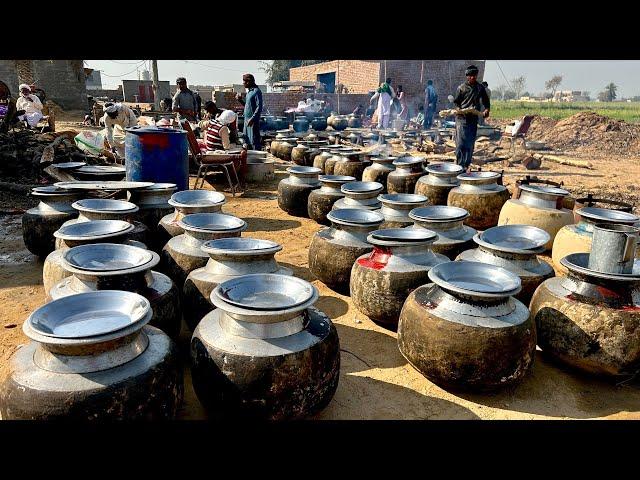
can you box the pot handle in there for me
[623,232,637,263]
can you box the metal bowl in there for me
[54,220,134,241]
[27,290,150,339]
[428,261,521,298]
[341,181,383,196]
[480,225,550,251]
[409,205,469,223]
[369,228,437,243]
[518,184,569,197]
[378,193,428,206]
[561,253,640,281]
[213,273,316,311]
[327,208,384,227]
[202,238,281,256]
[72,199,138,214]
[168,190,226,208]
[55,181,154,190]
[286,166,322,176]
[179,213,247,234]
[577,206,639,225]
[63,243,155,272]
[426,163,463,176]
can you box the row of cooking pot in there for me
[307,207,640,385]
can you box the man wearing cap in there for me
[16,84,43,128]
[235,73,263,150]
[172,77,198,122]
[103,102,138,158]
[452,65,490,172]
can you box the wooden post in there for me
[151,60,160,111]
[337,60,340,114]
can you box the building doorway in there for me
[317,72,336,94]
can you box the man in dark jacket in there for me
[235,73,263,150]
[453,65,490,171]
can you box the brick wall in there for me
[290,60,381,94]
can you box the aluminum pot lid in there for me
[76,165,126,174]
[561,253,640,281]
[518,184,569,197]
[32,185,79,195]
[428,260,522,298]
[327,208,384,227]
[56,181,154,191]
[479,225,550,251]
[457,171,500,181]
[179,212,247,233]
[286,166,321,175]
[341,181,383,195]
[426,162,463,175]
[378,193,428,205]
[53,161,86,170]
[369,228,437,244]
[72,198,138,213]
[577,206,639,224]
[169,189,226,207]
[54,220,134,240]
[27,290,150,339]
[409,205,469,223]
[319,175,356,184]
[202,237,282,256]
[63,243,155,272]
[392,157,424,167]
[214,273,316,311]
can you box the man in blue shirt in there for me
[235,73,263,150]
[424,79,438,129]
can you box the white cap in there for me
[19,84,30,92]
[218,109,237,125]
[447,95,454,102]
[104,103,118,113]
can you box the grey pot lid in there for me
[76,165,126,174]
[378,193,428,205]
[519,184,569,197]
[409,205,469,223]
[369,228,437,245]
[341,181,383,195]
[426,162,463,175]
[72,198,139,214]
[54,220,134,241]
[169,189,226,207]
[428,260,522,298]
[286,166,322,175]
[53,161,86,170]
[561,253,640,281]
[457,171,500,181]
[63,243,156,272]
[319,175,356,184]
[327,208,384,227]
[202,237,282,256]
[179,212,247,233]
[393,157,424,167]
[577,206,639,224]
[479,225,550,252]
[214,273,316,310]
[32,185,80,196]
[55,181,154,190]
[27,290,150,339]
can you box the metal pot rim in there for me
[561,252,640,281]
[72,199,139,214]
[54,220,134,241]
[327,208,384,227]
[378,193,428,206]
[319,175,356,184]
[62,243,158,273]
[479,224,550,252]
[577,206,639,224]
[368,228,437,245]
[473,233,546,255]
[168,190,226,208]
[286,166,322,175]
[201,237,282,256]
[428,261,522,298]
[178,213,247,234]
[519,184,569,197]
[457,171,500,181]
[409,205,469,222]
[341,181,383,195]
[426,162,463,175]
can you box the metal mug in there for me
[588,223,640,274]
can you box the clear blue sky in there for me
[86,60,640,98]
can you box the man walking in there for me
[453,65,490,172]
[236,73,263,150]
[424,79,437,129]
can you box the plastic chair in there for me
[499,115,535,155]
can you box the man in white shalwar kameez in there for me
[375,78,395,129]
[102,102,138,158]
[16,84,44,128]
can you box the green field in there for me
[490,100,640,123]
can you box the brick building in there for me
[0,60,87,110]
[290,60,485,114]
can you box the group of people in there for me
[0,81,48,132]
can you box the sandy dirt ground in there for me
[2,148,640,420]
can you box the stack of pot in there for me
[277,166,322,217]
[387,157,425,194]
[307,175,356,225]
[191,274,340,420]
[0,291,183,420]
[128,183,177,251]
[350,228,449,328]
[498,184,574,250]
[22,186,83,259]
[161,212,247,287]
[552,207,640,274]
[398,261,536,391]
[448,171,511,231]
[414,163,463,206]
[183,238,292,331]
[49,243,181,339]
[309,208,384,294]
[531,223,640,377]
[456,224,555,304]
[158,190,226,246]
[409,205,476,260]
[332,181,383,212]
[246,150,275,183]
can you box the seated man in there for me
[0,81,19,133]
[199,101,240,144]
[16,84,43,128]
[103,102,138,158]
[409,105,425,129]
[201,109,247,187]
